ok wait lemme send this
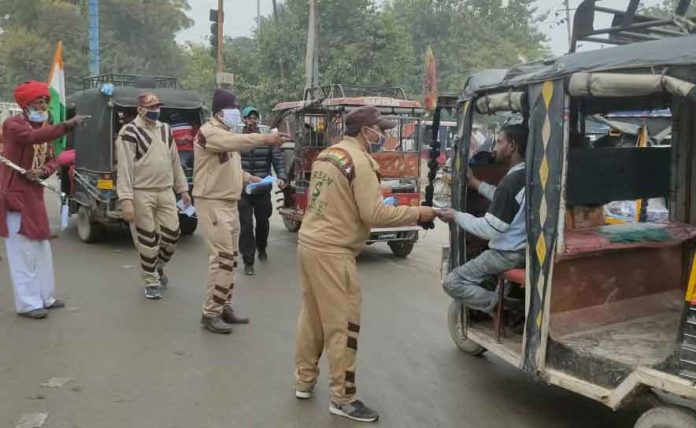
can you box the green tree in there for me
[0,0,192,99]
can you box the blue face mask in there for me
[365,127,386,152]
[27,109,48,123]
[144,109,160,122]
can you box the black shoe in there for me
[222,306,250,324]
[258,250,268,262]
[244,264,254,276]
[200,314,232,334]
[329,400,380,423]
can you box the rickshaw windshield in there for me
[374,117,420,153]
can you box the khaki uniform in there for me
[295,137,420,405]
[193,117,267,316]
[116,116,188,286]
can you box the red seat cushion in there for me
[502,268,526,287]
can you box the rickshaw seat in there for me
[502,268,525,288]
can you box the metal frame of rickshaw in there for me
[272,85,427,257]
[444,34,696,425]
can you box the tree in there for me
[0,0,193,99]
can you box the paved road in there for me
[0,193,637,427]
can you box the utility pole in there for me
[304,0,319,92]
[217,0,224,74]
[88,0,100,76]
[564,0,573,51]
[257,0,261,27]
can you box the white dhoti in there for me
[5,212,56,313]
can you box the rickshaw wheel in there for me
[388,240,415,258]
[77,206,104,243]
[447,300,486,356]
[634,406,696,428]
[282,216,302,232]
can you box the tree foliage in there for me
[0,0,549,116]
[0,0,191,98]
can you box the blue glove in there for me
[245,176,276,194]
[383,196,397,206]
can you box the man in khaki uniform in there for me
[194,89,287,334]
[116,92,191,300]
[294,106,437,422]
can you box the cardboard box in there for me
[565,205,605,230]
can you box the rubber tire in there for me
[282,216,302,233]
[447,300,487,356]
[388,240,416,258]
[76,206,103,243]
[635,406,696,428]
[179,215,198,236]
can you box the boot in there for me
[222,306,250,324]
[200,314,232,334]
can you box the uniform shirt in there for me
[192,117,267,202]
[0,115,74,239]
[116,116,188,201]
[454,162,526,251]
[299,136,420,256]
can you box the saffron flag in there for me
[423,45,438,113]
[47,41,66,155]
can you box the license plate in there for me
[97,179,114,190]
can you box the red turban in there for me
[14,81,51,108]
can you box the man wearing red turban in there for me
[0,81,87,319]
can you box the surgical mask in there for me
[364,127,386,151]
[221,108,241,129]
[27,109,48,123]
[143,109,160,121]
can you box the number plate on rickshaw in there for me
[97,179,114,190]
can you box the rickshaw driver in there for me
[437,124,528,314]
[116,92,191,300]
[293,106,437,423]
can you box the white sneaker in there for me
[329,399,380,423]
[295,389,312,399]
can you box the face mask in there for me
[364,127,386,151]
[221,109,241,128]
[27,109,48,123]
[144,109,160,121]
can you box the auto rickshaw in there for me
[272,84,426,257]
[66,74,203,242]
[444,32,696,427]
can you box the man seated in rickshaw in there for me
[437,124,528,314]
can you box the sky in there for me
[177,0,667,56]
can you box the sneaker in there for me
[18,308,49,319]
[158,268,169,288]
[222,306,250,324]
[295,388,313,400]
[200,314,232,334]
[144,286,162,300]
[244,264,254,276]
[329,400,379,423]
[45,299,65,309]
[258,250,268,262]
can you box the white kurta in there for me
[5,212,56,313]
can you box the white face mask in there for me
[220,108,241,128]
